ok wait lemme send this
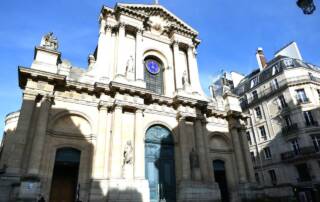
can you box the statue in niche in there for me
[189,148,200,169]
[40,32,58,50]
[123,140,133,165]
[182,70,190,89]
[126,55,135,74]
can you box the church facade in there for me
[0,3,256,202]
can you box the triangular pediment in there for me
[106,3,198,37]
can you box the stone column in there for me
[93,103,109,178]
[134,109,145,179]
[187,46,202,94]
[28,95,53,175]
[194,119,209,181]
[239,128,255,183]
[231,127,247,183]
[13,92,37,173]
[173,41,182,90]
[135,29,144,84]
[93,19,112,82]
[110,105,123,178]
[178,117,191,180]
[116,23,126,78]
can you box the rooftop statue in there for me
[40,32,59,51]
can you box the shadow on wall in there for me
[249,97,320,201]
[105,189,142,202]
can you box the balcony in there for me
[281,146,319,161]
[297,97,310,105]
[281,123,298,137]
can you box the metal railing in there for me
[281,123,298,136]
[305,120,319,127]
[281,146,318,161]
[240,74,320,109]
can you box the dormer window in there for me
[250,77,259,88]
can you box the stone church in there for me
[0,3,256,202]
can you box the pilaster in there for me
[115,23,126,79]
[109,105,123,179]
[173,41,182,90]
[230,124,247,183]
[27,94,53,175]
[10,92,37,174]
[134,109,145,179]
[135,29,145,87]
[178,116,191,181]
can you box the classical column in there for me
[110,105,123,178]
[239,128,255,183]
[187,46,202,93]
[135,29,144,83]
[116,23,126,78]
[93,103,109,178]
[13,92,37,172]
[194,118,209,181]
[230,127,247,183]
[172,41,182,90]
[178,117,191,180]
[134,109,145,179]
[27,94,53,175]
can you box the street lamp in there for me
[297,0,316,14]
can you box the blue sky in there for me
[0,0,319,139]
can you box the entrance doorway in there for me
[213,160,229,202]
[50,148,81,202]
[145,125,176,202]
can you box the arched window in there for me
[144,57,163,94]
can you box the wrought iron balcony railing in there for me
[281,123,298,137]
[281,146,319,161]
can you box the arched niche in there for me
[49,112,92,138]
[209,132,231,151]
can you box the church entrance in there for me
[213,160,229,202]
[49,148,81,202]
[145,125,176,202]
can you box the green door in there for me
[145,125,176,202]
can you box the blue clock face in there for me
[146,60,160,74]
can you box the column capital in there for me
[105,25,113,32]
[39,93,54,105]
[172,40,179,47]
[23,91,38,101]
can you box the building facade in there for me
[233,42,320,201]
[0,3,256,202]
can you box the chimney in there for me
[256,47,267,71]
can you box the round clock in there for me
[146,60,160,74]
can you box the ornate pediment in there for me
[102,3,198,38]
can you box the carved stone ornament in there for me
[126,55,135,73]
[123,140,133,165]
[40,32,59,51]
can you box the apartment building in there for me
[233,42,320,201]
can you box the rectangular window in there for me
[284,115,292,127]
[252,90,258,100]
[250,152,255,162]
[255,173,260,183]
[247,131,252,145]
[268,170,277,185]
[296,89,308,104]
[296,163,311,182]
[312,135,320,152]
[317,89,320,100]
[304,111,316,126]
[291,138,300,155]
[264,147,272,159]
[255,106,262,118]
[278,95,287,109]
[271,79,279,90]
[259,126,267,140]
[250,77,259,88]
